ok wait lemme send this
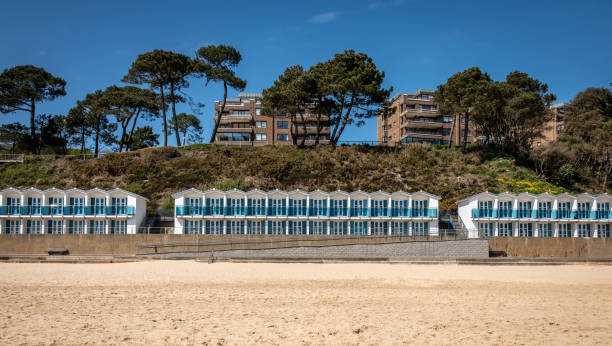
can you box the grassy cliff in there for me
[0,144,583,210]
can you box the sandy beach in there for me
[1,261,611,345]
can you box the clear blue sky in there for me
[1,0,611,149]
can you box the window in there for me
[111,197,127,215]
[90,197,106,215]
[309,221,327,235]
[371,222,388,236]
[228,198,245,215]
[5,220,21,234]
[518,201,532,218]
[597,202,610,219]
[26,220,42,234]
[479,222,494,237]
[183,220,202,234]
[255,121,267,128]
[7,197,20,215]
[411,200,428,217]
[330,199,348,216]
[421,95,430,101]
[216,132,251,142]
[538,223,552,237]
[411,222,429,236]
[538,202,552,218]
[597,224,610,238]
[442,128,451,136]
[68,220,85,234]
[442,116,453,123]
[577,224,590,238]
[247,198,265,215]
[310,199,327,216]
[558,202,571,219]
[390,222,409,235]
[47,220,63,234]
[288,199,307,216]
[558,224,572,238]
[518,223,532,237]
[420,104,432,110]
[268,198,286,216]
[68,197,84,215]
[111,220,128,234]
[227,220,244,235]
[577,202,590,219]
[277,121,289,129]
[255,133,267,141]
[499,201,512,218]
[391,200,409,217]
[350,199,368,217]
[499,223,512,237]
[89,220,106,234]
[48,197,64,215]
[232,110,250,116]
[277,134,289,142]
[329,221,348,235]
[351,221,368,236]
[478,200,493,218]
[371,200,388,217]
[205,198,223,215]
[27,197,42,215]
[247,221,265,234]
[288,221,306,235]
[205,220,223,234]
[267,221,286,235]
[255,108,261,115]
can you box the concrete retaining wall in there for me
[487,237,612,258]
[197,239,489,259]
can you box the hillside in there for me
[0,144,587,211]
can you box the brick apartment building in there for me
[377,89,475,146]
[214,93,330,146]
[537,103,567,147]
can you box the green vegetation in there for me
[0,144,589,211]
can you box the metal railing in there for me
[471,209,611,220]
[0,205,136,216]
[175,206,438,218]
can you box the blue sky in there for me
[1,0,611,149]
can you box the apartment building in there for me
[0,188,148,234]
[173,189,440,235]
[457,191,611,238]
[537,103,568,147]
[214,93,331,146]
[378,89,475,146]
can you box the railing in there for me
[471,209,611,220]
[0,205,135,216]
[176,206,438,218]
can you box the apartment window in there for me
[518,223,533,237]
[597,224,610,238]
[247,221,265,235]
[111,220,127,234]
[277,121,289,129]
[216,132,251,142]
[89,220,106,234]
[479,222,494,237]
[442,128,451,136]
[255,121,267,128]
[5,220,21,234]
[499,223,512,237]
[411,221,429,236]
[518,201,532,218]
[577,202,590,219]
[309,221,327,235]
[577,224,591,238]
[255,108,261,115]
[558,224,572,238]
[420,104,432,110]
[26,220,42,234]
[255,133,267,141]
[351,221,368,236]
[421,95,430,101]
[205,220,224,234]
[277,134,289,142]
[47,220,63,234]
[227,220,244,235]
[329,221,348,235]
[538,223,552,237]
[68,220,85,234]
[597,202,610,219]
[558,202,571,218]
[232,110,250,116]
[390,221,409,235]
[288,221,306,235]
[442,116,453,123]
[370,221,388,236]
[267,221,286,235]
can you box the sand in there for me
[1,262,611,345]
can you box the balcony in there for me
[0,205,135,216]
[175,206,438,218]
[471,209,611,220]
[400,108,439,118]
[402,119,444,129]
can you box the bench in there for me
[47,248,69,256]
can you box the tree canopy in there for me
[195,45,247,143]
[0,65,66,152]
